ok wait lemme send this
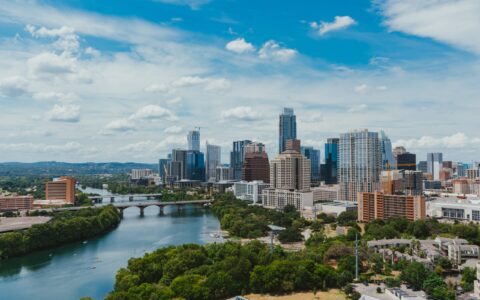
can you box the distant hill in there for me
[0,161,158,176]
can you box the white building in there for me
[427,197,480,222]
[313,201,357,216]
[206,142,221,182]
[131,169,154,180]
[312,186,338,202]
[233,181,269,204]
[263,189,313,210]
[215,165,231,182]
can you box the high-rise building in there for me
[269,143,311,191]
[242,142,270,183]
[186,150,205,181]
[379,130,395,170]
[322,138,339,184]
[215,165,232,181]
[418,161,428,173]
[45,177,76,204]
[397,152,416,171]
[230,140,251,180]
[131,169,154,180]
[278,107,297,154]
[301,146,321,182]
[427,153,443,180]
[285,139,301,153]
[380,170,423,196]
[339,129,382,202]
[206,142,221,182]
[233,181,270,204]
[393,146,407,159]
[158,158,171,180]
[358,192,426,222]
[171,149,188,180]
[187,129,200,151]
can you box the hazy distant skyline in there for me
[0,0,479,163]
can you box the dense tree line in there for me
[106,240,353,300]
[0,205,121,259]
[363,217,480,245]
[0,175,49,198]
[210,193,306,240]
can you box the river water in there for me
[0,188,221,300]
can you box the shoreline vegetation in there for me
[0,205,121,260]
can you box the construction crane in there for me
[385,162,418,194]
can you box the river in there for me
[0,188,221,300]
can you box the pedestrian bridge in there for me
[114,200,213,216]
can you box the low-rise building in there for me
[0,195,34,211]
[262,189,313,210]
[233,181,269,204]
[312,185,338,202]
[427,197,480,222]
[313,201,357,216]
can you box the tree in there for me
[370,253,384,274]
[337,211,358,226]
[169,274,210,300]
[422,274,446,295]
[400,262,428,290]
[278,227,303,243]
[461,267,476,292]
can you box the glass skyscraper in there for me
[379,130,395,170]
[323,138,339,184]
[427,152,443,180]
[278,107,297,154]
[186,150,205,181]
[301,146,320,182]
[339,129,382,202]
[205,142,221,182]
[230,140,252,180]
[187,129,200,151]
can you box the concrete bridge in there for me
[89,193,163,203]
[114,200,213,216]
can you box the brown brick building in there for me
[0,195,34,211]
[358,192,425,222]
[45,177,76,204]
[241,142,270,183]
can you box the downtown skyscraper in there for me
[278,107,297,154]
[427,152,443,180]
[187,129,200,151]
[230,140,252,180]
[205,142,221,182]
[339,129,382,202]
[301,146,321,182]
[322,138,339,184]
[379,130,395,170]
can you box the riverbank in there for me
[0,205,121,259]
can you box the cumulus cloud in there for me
[0,76,29,97]
[347,104,368,113]
[171,76,231,92]
[164,125,183,134]
[225,38,255,54]
[144,83,175,95]
[353,84,388,94]
[310,16,356,36]
[258,40,297,62]
[33,91,79,102]
[394,133,480,149]
[130,105,177,121]
[27,52,93,83]
[221,106,262,121]
[47,104,80,122]
[153,0,211,9]
[103,119,137,133]
[378,0,480,54]
[26,24,80,53]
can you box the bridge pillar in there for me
[129,196,134,201]
[118,208,124,218]
[139,206,145,216]
[110,197,115,203]
[157,205,164,215]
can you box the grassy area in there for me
[245,289,347,300]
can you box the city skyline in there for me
[0,0,479,163]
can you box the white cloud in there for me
[85,47,100,57]
[144,83,175,95]
[33,91,79,102]
[353,84,388,94]
[0,76,29,97]
[354,84,369,94]
[378,0,480,54]
[153,0,211,10]
[221,106,262,121]
[166,97,182,105]
[171,76,231,92]
[310,16,356,36]
[130,105,177,121]
[27,52,75,75]
[104,119,137,133]
[164,125,183,134]
[394,133,480,150]
[26,24,80,53]
[258,40,297,62]
[47,104,80,122]
[347,104,368,113]
[225,38,255,54]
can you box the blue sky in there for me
[0,0,479,163]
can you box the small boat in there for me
[210,233,221,238]
[83,241,88,244]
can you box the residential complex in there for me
[358,192,426,222]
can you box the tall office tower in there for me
[339,129,382,202]
[171,149,188,180]
[278,107,297,154]
[159,158,171,180]
[301,146,321,182]
[216,165,232,181]
[323,138,339,184]
[443,161,453,169]
[45,177,76,204]
[230,140,252,180]
[269,142,311,191]
[418,161,428,173]
[285,139,301,153]
[187,129,200,151]
[427,153,443,180]
[379,131,395,170]
[380,170,423,196]
[358,192,425,222]
[457,163,466,177]
[186,150,205,181]
[131,169,154,180]
[205,142,221,182]
[242,142,270,183]
[397,152,416,171]
[393,146,407,159]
